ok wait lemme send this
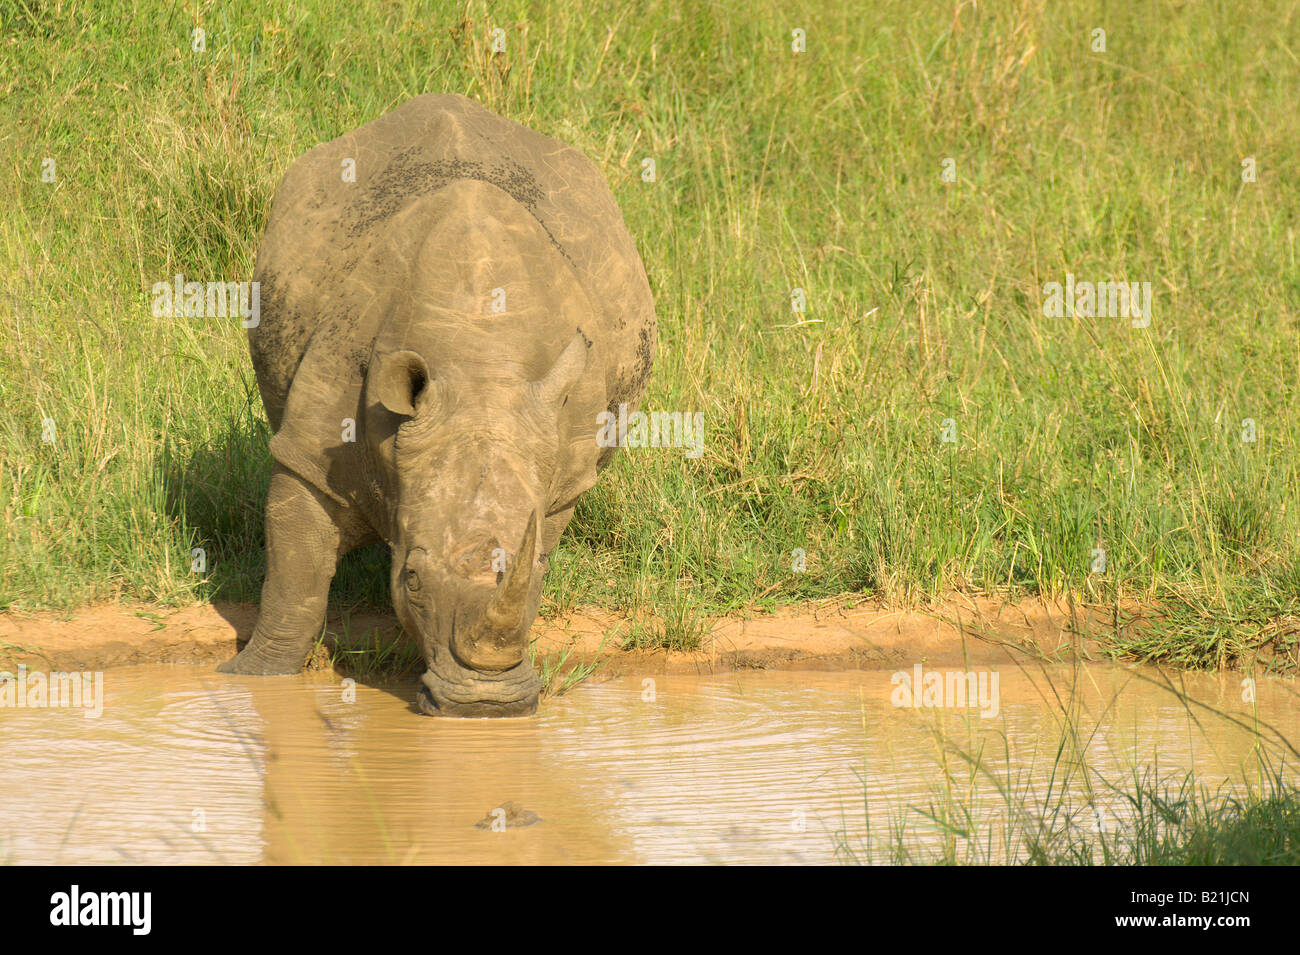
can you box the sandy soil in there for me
[0,594,1161,676]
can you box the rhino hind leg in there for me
[218,463,346,675]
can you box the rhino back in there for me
[251,94,656,433]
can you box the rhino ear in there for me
[535,333,589,408]
[369,349,429,418]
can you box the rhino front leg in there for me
[218,463,344,675]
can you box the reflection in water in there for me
[0,664,1295,864]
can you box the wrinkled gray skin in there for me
[217,94,656,717]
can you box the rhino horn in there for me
[486,510,538,631]
[457,510,539,670]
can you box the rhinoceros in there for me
[217,94,656,717]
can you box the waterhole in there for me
[1,664,1295,864]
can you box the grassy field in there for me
[2,0,1298,669]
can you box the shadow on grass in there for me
[159,388,392,608]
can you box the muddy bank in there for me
[3,594,1282,677]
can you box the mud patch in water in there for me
[474,802,541,830]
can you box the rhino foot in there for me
[217,641,310,675]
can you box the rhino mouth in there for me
[417,652,541,718]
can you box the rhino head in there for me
[366,331,590,717]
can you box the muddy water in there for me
[1,663,1296,864]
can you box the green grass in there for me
[529,632,607,697]
[833,662,1300,864]
[617,600,711,651]
[836,763,1300,865]
[318,615,424,680]
[2,0,1299,671]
